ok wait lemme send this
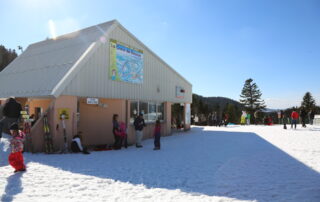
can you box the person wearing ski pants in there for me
[291,109,299,129]
[8,122,26,173]
[134,113,145,148]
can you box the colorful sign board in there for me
[58,108,70,120]
[109,39,143,84]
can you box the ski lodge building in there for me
[0,20,192,152]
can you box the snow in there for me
[1,125,320,202]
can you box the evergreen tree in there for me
[225,103,237,123]
[301,92,316,111]
[0,45,18,72]
[239,78,266,114]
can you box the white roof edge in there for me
[50,42,97,97]
[51,21,119,97]
[115,23,192,87]
[29,19,119,48]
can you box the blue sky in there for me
[1,0,319,108]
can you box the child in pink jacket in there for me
[8,122,26,173]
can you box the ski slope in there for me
[1,125,320,202]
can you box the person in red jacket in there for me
[8,122,26,173]
[291,109,299,129]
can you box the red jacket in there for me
[291,111,299,119]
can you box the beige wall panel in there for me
[78,98,126,146]
[63,26,192,104]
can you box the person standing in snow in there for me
[153,120,161,150]
[281,110,287,129]
[291,109,299,129]
[254,110,259,125]
[300,107,307,128]
[246,113,251,125]
[134,113,145,148]
[309,109,315,125]
[213,112,218,126]
[223,113,229,127]
[8,122,26,173]
[71,133,90,154]
[240,111,246,125]
[112,114,122,150]
[0,98,22,139]
[277,111,282,124]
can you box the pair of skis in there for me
[43,115,54,154]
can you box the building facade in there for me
[0,20,192,152]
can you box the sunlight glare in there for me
[48,20,57,40]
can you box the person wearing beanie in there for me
[0,98,22,139]
[134,113,146,148]
[8,122,26,173]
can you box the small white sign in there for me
[87,98,99,105]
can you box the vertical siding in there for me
[63,25,192,103]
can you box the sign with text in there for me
[87,98,99,105]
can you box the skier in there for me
[134,113,145,148]
[300,107,307,128]
[71,133,90,154]
[153,120,161,150]
[8,122,26,173]
[291,109,299,129]
[0,98,22,139]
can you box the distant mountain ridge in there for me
[193,94,243,110]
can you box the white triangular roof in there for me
[0,19,192,101]
[0,20,117,98]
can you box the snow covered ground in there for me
[1,125,320,202]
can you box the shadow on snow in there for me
[25,127,320,201]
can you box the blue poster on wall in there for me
[110,39,144,84]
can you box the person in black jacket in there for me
[134,113,145,148]
[309,110,315,125]
[0,98,22,138]
[300,107,307,128]
[71,133,90,154]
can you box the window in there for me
[130,101,165,123]
[157,103,164,121]
[130,101,138,123]
[148,103,157,122]
[139,102,148,121]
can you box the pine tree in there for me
[0,45,18,72]
[240,78,266,114]
[301,92,316,111]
